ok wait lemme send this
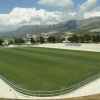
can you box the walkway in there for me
[0,78,100,99]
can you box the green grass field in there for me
[0,47,100,91]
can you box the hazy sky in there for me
[0,0,100,32]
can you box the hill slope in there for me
[0,17,100,37]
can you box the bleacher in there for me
[38,43,100,52]
[65,43,82,47]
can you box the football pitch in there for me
[0,47,100,91]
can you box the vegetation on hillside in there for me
[0,17,100,37]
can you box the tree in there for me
[67,37,73,43]
[60,37,65,42]
[14,38,25,44]
[39,36,44,44]
[67,34,79,43]
[72,34,79,43]
[56,37,65,43]
[30,37,35,44]
[95,34,100,43]
[92,35,96,43]
[83,34,92,43]
[47,36,56,43]
[0,39,3,45]
[78,35,84,43]
[14,38,18,44]
[9,40,13,44]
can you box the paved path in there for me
[0,78,100,99]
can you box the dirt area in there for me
[62,94,100,100]
[0,94,100,100]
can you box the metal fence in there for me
[0,74,100,97]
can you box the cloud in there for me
[78,0,97,11]
[0,7,76,32]
[38,0,74,9]
[84,7,100,19]
[0,6,99,32]
[84,11,100,19]
[77,0,99,20]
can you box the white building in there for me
[25,34,32,44]
[32,35,38,42]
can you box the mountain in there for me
[0,17,100,37]
[61,17,100,31]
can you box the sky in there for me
[0,0,100,32]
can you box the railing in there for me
[0,74,100,97]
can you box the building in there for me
[64,32,75,42]
[32,35,38,42]
[42,35,49,42]
[25,34,32,44]
[3,40,9,45]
